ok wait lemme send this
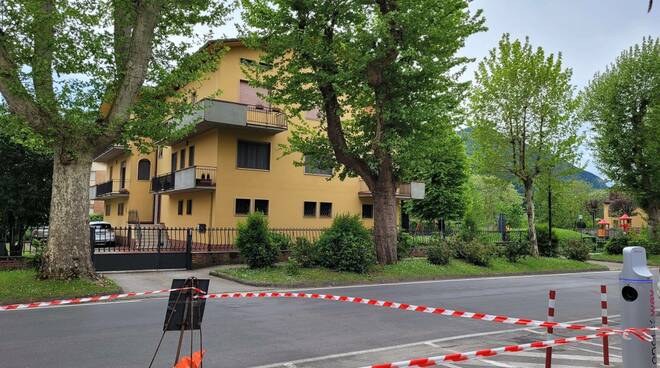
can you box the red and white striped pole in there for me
[545,290,556,368]
[600,284,610,366]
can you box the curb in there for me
[209,266,610,289]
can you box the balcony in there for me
[358,180,425,200]
[151,166,216,194]
[174,99,287,140]
[90,180,129,199]
[93,144,127,162]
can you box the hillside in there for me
[459,128,609,189]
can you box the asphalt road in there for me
[0,270,640,367]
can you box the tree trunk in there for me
[39,153,96,279]
[524,181,539,256]
[372,178,398,264]
[645,200,659,244]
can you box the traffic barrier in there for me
[545,290,556,368]
[0,287,204,311]
[601,284,610,366]
[362,331,618,368]
[197,291,650,337]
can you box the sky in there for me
[213,0,659,179]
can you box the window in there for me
[254,199,269,215]
[304,157,332,176]
[171,152,178,172]
[239,80,269,106]
[320,202,332,218]
[177,200,184,215]
[186,199,193,215]
[105,204,111,216]
[235,198,251,215]
[117,202,124,216]
[158,147,163,159]
[362,204,374,219]
[303,201,317,217]
[180,149,186,169]
[137,159,151,180]
[188,145,195,167]
[237,140,270,170]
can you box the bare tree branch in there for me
[102,0,163,144]
[0,31,52,133]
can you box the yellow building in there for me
[602,200,647,229]
[91,39,423,229]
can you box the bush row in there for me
[605,232,659,255]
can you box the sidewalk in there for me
[588,260,623,271]
[103,266,266,293]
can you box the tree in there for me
[535,179,595,229]
[0,0,230,279]
[464,175,525,230]
[607,191,637,218]
[469,35,580,256]
[582,38,659,242]
[404,129,468,228]
[0,134,52,257]
[240,0,485,264]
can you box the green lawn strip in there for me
[0,269,121,305]
[212,257,607,288]
[590,253,660,266]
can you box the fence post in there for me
[127,226,132,249]
[89,227,95,262]
[545,290,556,368]
[600,285,610,366]
[186,228,193,270]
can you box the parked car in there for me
[31,226,49,240]
[90,221,116,247]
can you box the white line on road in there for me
[248,313,632,368]
[499,351,621,363]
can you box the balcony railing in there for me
[358,180,425,200]
[151,166,216,193]
[246,104,287,129]
[90,180,129,199]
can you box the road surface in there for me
[0,270,647,367]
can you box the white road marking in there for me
[498,351,621,363]
[425,341,440,348]
[248,313,632,368]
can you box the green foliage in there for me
[536,179,602,229]
[606,234,629,255]
[460,240,497,267]
[89,214,104,222]
[404,130,468,224]
[535,224,560,257]
[316,215,375,273]
[504,239,530,263]
[564,240,590,262]
[397,231,417,260]
[582,37,660,241]
[427,238,453,266]
[289,237,319,268]
[464,175,525,229]
[629,232,660,255]
[31,239,47,268]
[284,258,301,276]
[269,232,292,252]
[236,212,280,269]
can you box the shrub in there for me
[89,213,103,222]
[535,224,559,257]
[270,232,292,252]
[629,232,660,255]
[397,230,416,260]
[606,234,629,255]
[504,239,529,263]
[31,239,47,268]
[289,237,318,268]
[460,216,478,241]
[427,238,452,265]
[285,258,301,276]
[565,239,590,262]
[461,240,496,266]
[316,214,375,273]
[235,212,279,268]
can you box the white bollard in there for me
[621,246,657,368]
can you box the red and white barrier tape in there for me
[0,287,204,311]
[361,331,618,368]
[198,291,646,336]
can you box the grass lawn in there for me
[554,228,590,241]
[590,253,660,266]
[0,269,120,304]
[212,257,608,288]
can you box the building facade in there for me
[90,40,422,229]
[602,201,647,229]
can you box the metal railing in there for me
[95,179,129,196]
[246,104,287,128]
[151,172,175,192]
